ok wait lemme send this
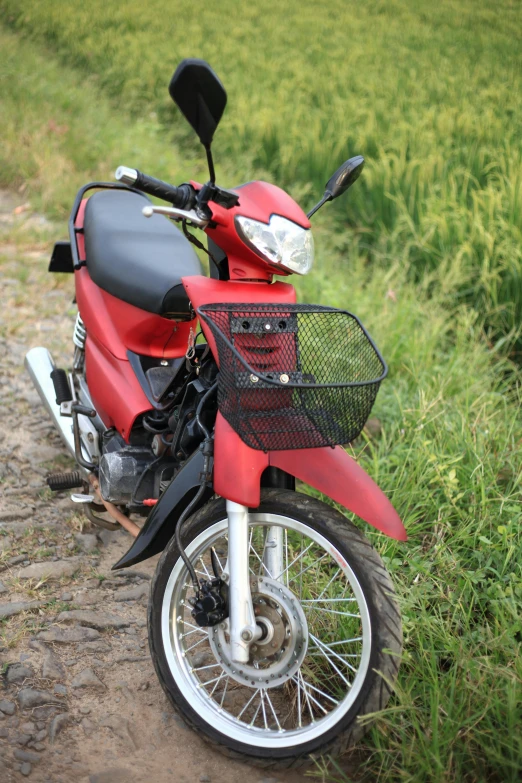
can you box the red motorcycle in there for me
[26,60,405,766]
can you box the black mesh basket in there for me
[198,303,387,451]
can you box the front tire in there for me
[148,490,402,767]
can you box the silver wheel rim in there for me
[161,513,372,749]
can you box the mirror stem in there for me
[307,194,331,219]
[205,144,216,184]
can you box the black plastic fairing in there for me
[127,350,186,411]
[49,241,74,273]
[261,467,295,491]
[112,448,213,569]
[208,236,229,280]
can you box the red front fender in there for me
[214,413,407,541]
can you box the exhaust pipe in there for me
[24,347,78,464]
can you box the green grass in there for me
[0,7,521,783]
[0,27,202,219]
[1,0,522,349]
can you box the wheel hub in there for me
[208,576,308,688]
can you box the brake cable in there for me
[181,220,219,266]
[174,381,218,594]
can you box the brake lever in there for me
[142,204,209,228]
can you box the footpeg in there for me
[71,493,95,504]
[47,471,84,492]
[50,368,72,405]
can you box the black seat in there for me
[83,190,202,317]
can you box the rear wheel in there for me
[148,489,402,767]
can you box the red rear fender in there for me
[214,413,406,541]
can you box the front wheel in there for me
[148,489,402,767]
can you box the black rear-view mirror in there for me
[169,59,227,147]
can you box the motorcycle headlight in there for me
[235,214,314,275]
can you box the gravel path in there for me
[0,192,309,783]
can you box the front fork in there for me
[263,525,284,582]
[225,500,285,663]
[225,500,259,663]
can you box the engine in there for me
[98,433,174,505]
[97,356,218,509]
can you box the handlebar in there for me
[115,166,195,209]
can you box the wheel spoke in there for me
[212,547,225,573]
[248,528,262,576]
[184,635,208,653]
[264,690,282,731]
[309,633,354,685]
[259,535,267,577]
[274,540,314,581]
[180,628,205,639]
[318,636,363,647]
[287,552,329,586]
[301,597,358,603]
[198,557,212,578]
[294,676,329,715]
[238,689,259,720]
[181,620,206,632]
[218,676,229,709]
[209,671,226,698]
[308,648,358,674]
[297,670,316,723]
[260,689,269,730]
[307,607,361,617]
[192,662,221,673]
[249,695,263,727]
[292,674,340,706]
[308,650,360,659]
[201,673,226,688]
[249,540,273,578]
[314,567,341,601]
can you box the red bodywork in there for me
[75,183,406,540]
[212,413,406,540]
[194,180,310,281]
[74,200,197,440]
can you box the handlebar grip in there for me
[115,166,193,208]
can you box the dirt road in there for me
[0,191,311,783]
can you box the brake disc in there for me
[208,576,308,689]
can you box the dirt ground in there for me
[0,191,312,783]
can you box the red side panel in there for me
[76,267,197,441]
[85,334,151,439]
[76,267,195,360]
[213,413,407,541]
